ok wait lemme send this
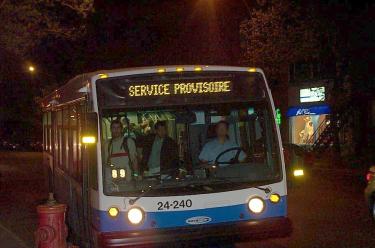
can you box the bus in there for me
[41,65,291,247]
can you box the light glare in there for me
[269,194,280,203]
[98,73,108,79]
[82,136,96,144]
[293,169,304,177]
[128,208,144,225]
[248,197,264,214]
[108,207,119,217]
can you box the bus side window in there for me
[57,110,63,169]
[77,103,85,183]
[47,112,52,153]
[87,108,98,191]
[70,105,79,182]
[43,112,48,151]
[63,107,70,172]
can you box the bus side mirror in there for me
[82,112,98,144]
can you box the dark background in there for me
[0,0,373,150]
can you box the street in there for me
[0,152,374,247]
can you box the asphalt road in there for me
[237,169,375,248]
[0,152,374,248]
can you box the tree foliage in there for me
[240,0,322,83]
[0,0,94,56]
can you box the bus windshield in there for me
[97,72,281,196]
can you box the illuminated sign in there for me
[276,108,281,125]
[300,87,325,103]
[287,105,330,117]
[128,81,232,97]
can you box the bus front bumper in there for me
[98,217,292,247]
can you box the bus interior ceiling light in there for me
[157,68,166,73]
[82,136,96,144]
[248,68,257,72]
[108,207,119,218]
[194,66,203,71]
[248,197,265,214]
[127,207,144,225]
[293,169,304,177]
[176,67,184,72]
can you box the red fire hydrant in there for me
[35,193,68,248]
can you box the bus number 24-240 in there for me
[157,199,192,210]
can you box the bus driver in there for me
[104,120,138,187]
[199,121,246,167]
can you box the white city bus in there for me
[41,65,291,247]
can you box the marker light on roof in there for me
[98,73,108,79]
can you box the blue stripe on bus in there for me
[94,196,287,232]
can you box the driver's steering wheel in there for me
[214,147,244,165]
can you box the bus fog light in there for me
[108,207,119,218]
[127,207,144,225]
[248,197,265,214]
[269,193,280,204]
[293,169,304,177]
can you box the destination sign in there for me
[128,81,232,97]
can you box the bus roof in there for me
[40,65,263,109]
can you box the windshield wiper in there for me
[128,173,271,206]
[210,177,271,194]
[128,167,185,205]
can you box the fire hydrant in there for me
[35,193,68,248]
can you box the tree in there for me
[239,0,321,84]
[0,0,94,56]
[0,0,94,142]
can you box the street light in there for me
[28,65,35,73]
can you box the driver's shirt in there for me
[199,138,246,166]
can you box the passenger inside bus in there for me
[101,105,279,193]
[104,120,138,190]
[137,121,179,177]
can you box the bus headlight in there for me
[127,207,144,225]
[248,197,265,214]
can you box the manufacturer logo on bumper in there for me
[186,216,212,225]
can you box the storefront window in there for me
[287,105,331,145]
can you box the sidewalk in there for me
[0,222,30,248]
[0,152,46,247]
